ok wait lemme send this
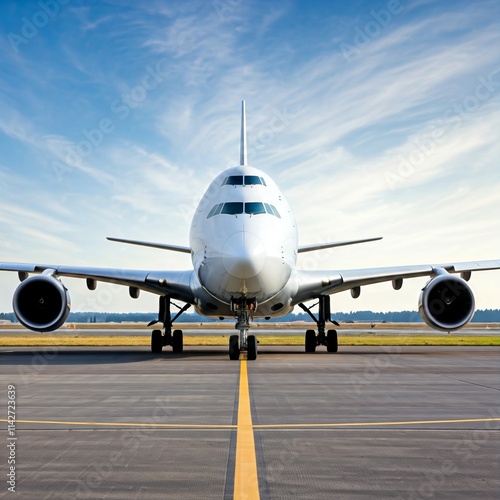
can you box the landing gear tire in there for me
[247,335,257,360]
[229,334,240,360]
[305,329,316,353]
[327,329,338,353]
[172,329,183,353]
[151,330,163,353]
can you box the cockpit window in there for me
[207,203,222,218]
[245,202,266,215]
[208,203,222,218]
[208,201,280,218]
[244,175,261,185]
[222,175,267,186]
[270,205,281,218]
[223,176,244,186]
[221,202,244,215]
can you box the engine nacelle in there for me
[418,274,475,331]
[13,274,71,332]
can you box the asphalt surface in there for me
[1,345,499,499]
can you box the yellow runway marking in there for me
[2,417,498,430]
[234,359,260,500]
[0,419,235,429]
[254,417,500,429]
[1,417,497,430]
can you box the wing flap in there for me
[447,260,500,273]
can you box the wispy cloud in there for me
[0,0,499,312]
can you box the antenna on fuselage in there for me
[240,100,247,166]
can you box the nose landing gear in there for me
[229,298,258,360]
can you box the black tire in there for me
[247,335,257,360]
[172,329,183,353]
[229,334,240,360]
[305,329,316,352]
[327,329,338,353]
[151,330,163,353]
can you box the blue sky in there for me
[0,0,499,314]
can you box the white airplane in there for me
[1,102,499,360]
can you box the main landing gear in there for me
[299,296,339,353]
[229,298,258,360]
[150,296,191,353]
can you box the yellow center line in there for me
[234,359,260,500]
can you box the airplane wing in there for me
[106,237,191,254]
[298,237,382,253]
[293,259,500,303]
[0,262,195,304]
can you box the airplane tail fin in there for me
[240,100,247,166]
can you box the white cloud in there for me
[1,0,499,314]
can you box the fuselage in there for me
[189,165,298,318]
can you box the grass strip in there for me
[0,335,498,347]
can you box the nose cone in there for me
[222,232,266,279]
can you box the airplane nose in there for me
[222,232,266,279]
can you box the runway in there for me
[1,346,499,499]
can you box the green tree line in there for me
[1,309,500,323]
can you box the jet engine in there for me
[13,274,71,332]
[418,272,475,331]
